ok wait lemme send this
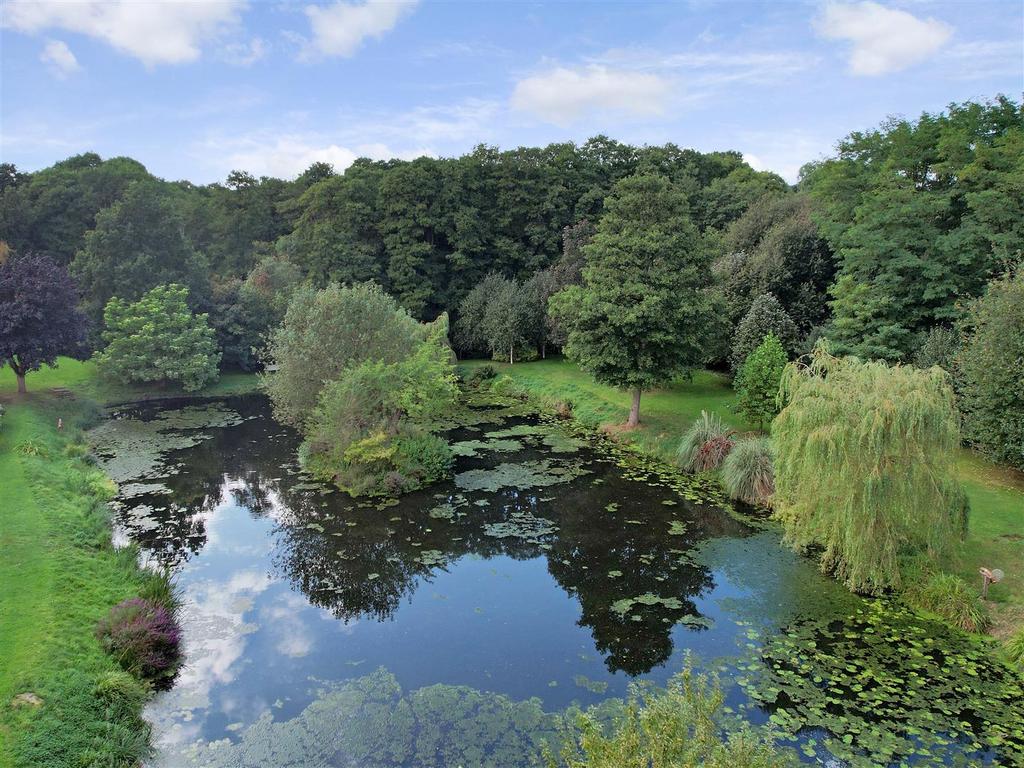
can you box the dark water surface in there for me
[89,395,1024,767]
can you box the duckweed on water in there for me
[736,600,1024,766]
[455,460,590,493]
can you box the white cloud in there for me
[40,39,80,77]
[738,131,835,184]
[4,0,246,66]
[220,36,267,66]
[304,0,417,58]
[511,65,671,125]
[815,1,953,76]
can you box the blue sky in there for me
[1,1,1021,183]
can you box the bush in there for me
[677,411,733,472]
[1004,627,1024,669]
[913,326,959,371]
[95,598,182,683]
[735,333,787,431]
[955,268,1024,470]
[721,437,775,506]
[94,669,149,713]
[491,374,528,400]
[903,573,988,633]
[467,364,498,387]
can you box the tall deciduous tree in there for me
[72,180,208,324]
[550,174,715,427]
[773,345,966,594]
[0,252,88,393]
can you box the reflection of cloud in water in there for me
[264,592,315,658]
[148,567,274,751]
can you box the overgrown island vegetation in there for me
[2,96,1022,766]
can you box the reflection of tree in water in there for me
[112,395,755,678]
[546,479,738,675]
[270,482,549,622]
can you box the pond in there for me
[89,394,1024,767]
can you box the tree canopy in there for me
[96,284,220,391]
[773,345,967,594]
[0,252,88,393]
[550,174,716,427]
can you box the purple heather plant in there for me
[96,597,183,683]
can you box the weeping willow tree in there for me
[773,344,967,594]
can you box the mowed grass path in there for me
[460,357,1024,635]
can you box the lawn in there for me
[460,356,754,464]
[0,357,259,405]
[460,356,1024,638]
[0,397,150,767]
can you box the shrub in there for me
[677,411,732,472]
[735,332,787,431]
[955,268,1024,470]
[903,573,988,633]
[721,437,775,506]
[491,374,528,400]
[1004,627,1024,669]
[554,399,574,419]
[913,325,959,371]
[467,364,498,387]
[95,598,182,683]
[94,669,149,713]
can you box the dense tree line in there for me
[1,97,1019,406]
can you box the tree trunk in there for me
[16,372,26,394]
[509,345,514,365]
[541,342,546,359]
[627,388,641,428]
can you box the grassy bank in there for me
[0,396,151,767]
[461,357,1024,639]
[0,360,260,767]
[0,357,259,405]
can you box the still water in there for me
[89,395,1024,767]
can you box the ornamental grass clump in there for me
[773,344,967,595]
[96,598,182,683]
[677,411,734,472]
[721,437,775,507]
[1004,628,1024,669]
[903,573,988,633]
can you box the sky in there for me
[1,0,1021,184]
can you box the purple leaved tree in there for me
[0,252,88,393]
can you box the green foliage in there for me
[721,437,775,507]
[734,333,787,431]
[729,294,798,372]
[71,180,208,326]
[466,364,497,387]
[549,662,793,768]
[262,282,421,426]
[773,345,967,594]
[807,96,1023,361]
[676,411,732,472]
[902,573,988,633]
[1004,627,1024,669]
[715,192,835,333]
[96,284,220,391]
[550,174,716,425]
[956,268,1024,469]
[912,325,959,371]
[299,317,459,496]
